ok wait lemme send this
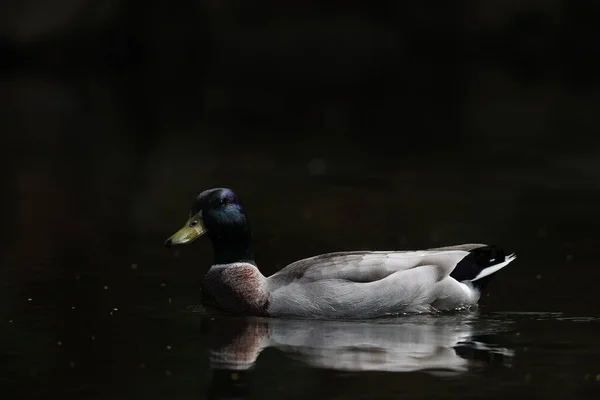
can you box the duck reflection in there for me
[202,312,513,374]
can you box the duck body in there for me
[200,247,515,319]
[165,188,516,320]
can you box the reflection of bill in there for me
[203,312,514,375]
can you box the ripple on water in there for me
[491,311,600,323]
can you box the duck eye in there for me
[190,220,198,227]
[220,198,227,206]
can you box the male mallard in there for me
[165,188,516,319]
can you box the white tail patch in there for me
[471,253,517,282]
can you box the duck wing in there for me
[264,244,515,318]
[267,249,474,286]
[265,251,472,318]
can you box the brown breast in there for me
[202,264,270,316]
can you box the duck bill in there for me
[165,217,207,247]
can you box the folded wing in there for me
[268,250,471,285]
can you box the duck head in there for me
[165,188,254,264]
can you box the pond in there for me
[3,289,599,399]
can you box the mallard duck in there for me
[165,188,516,319]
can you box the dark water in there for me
[2,202,600,400]
[2,1,600,398]
[3,295,600,399]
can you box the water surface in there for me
[3,288,599,400]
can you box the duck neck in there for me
[211,235,255,265]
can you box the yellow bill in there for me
[165,212,206,247]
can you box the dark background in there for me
[1,1,599,398]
